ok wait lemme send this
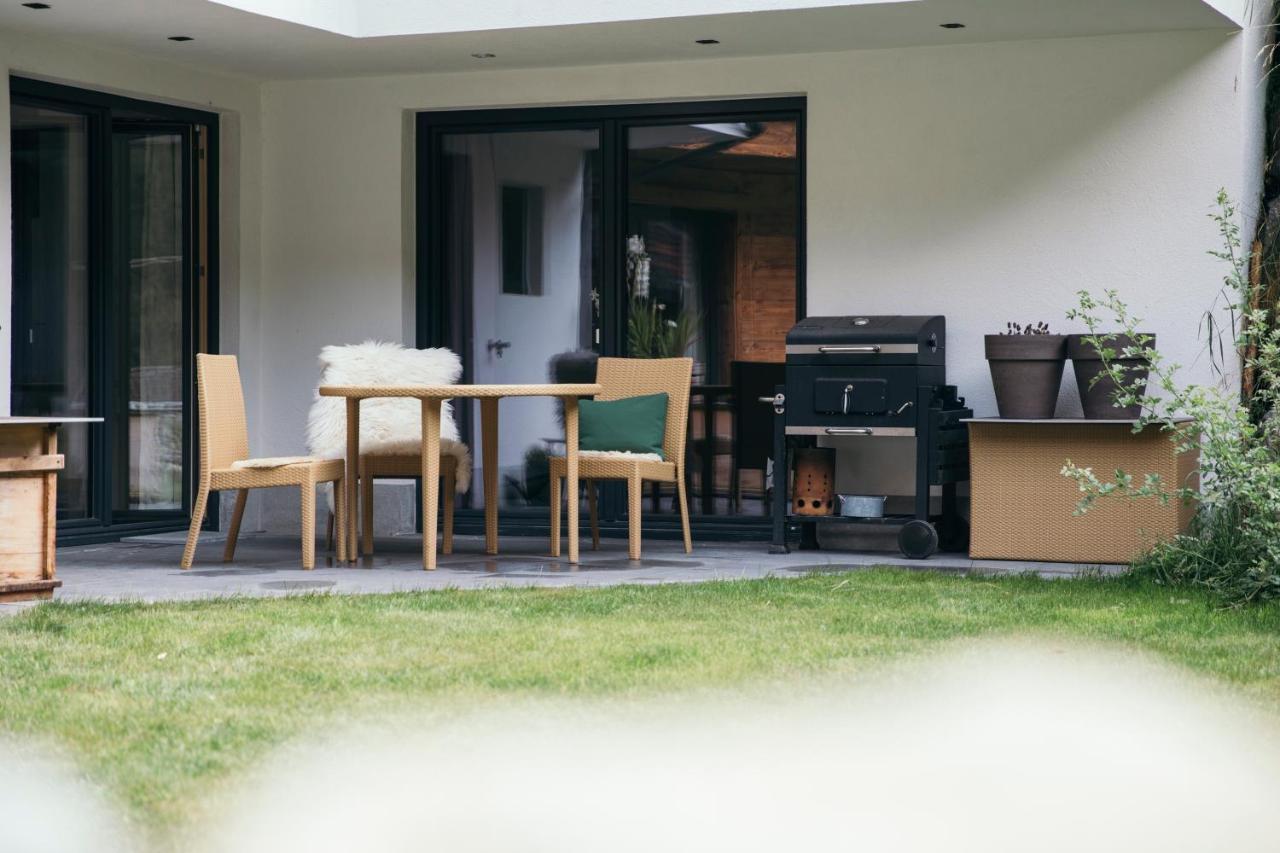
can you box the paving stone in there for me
[46,533,1122,603]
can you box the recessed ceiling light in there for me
[21,3,52,9]
[695,38,720,45]
[939,22,966,29]
[168,35,194,41]
[470,52,496,59]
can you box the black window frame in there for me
[415,97,805,541]
[9,76,220,544]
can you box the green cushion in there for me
[578,393,669,458]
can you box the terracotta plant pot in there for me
[984,334,1068,419]
[1067,333,1155,419]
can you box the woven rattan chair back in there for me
[195,353,250,473]
[594,357,693,464]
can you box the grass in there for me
[3,569,1280,839]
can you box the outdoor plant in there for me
[1003,321,1052,335]
[1062,190,1280,606]
[985,321,1068,419]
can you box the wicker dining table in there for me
[318,383,602,570]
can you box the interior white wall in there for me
[257,28,1258,506]
[462,133,590,480]
[0,29,265,521]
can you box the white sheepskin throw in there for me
[306,341,471,493]
[578,450,664,462]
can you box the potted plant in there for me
[1065,316,1156,419]
[985,322,1068,419]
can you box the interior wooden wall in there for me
[630,147,798,378]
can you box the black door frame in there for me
[10,76,220,544]
[415,97,805,541]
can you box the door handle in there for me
[487,339,512,358]
[824,427,873,436]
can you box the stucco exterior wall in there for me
[0,24,1262,533]
[256,28,1261,505]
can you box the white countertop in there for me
[0,416,105,425]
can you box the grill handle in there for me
[818,345,881,354]
[824,427,873,436]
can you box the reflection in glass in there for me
[10,104,92,518]
[441,129,601,507]
[115,131,185,512]
[627,119,798,517]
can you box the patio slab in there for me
[37,532,1124,604]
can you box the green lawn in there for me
[3,569,1280,840]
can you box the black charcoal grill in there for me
[770,315,972,558]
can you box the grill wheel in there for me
[897,520,939,559]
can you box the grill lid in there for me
[786,315,944,347]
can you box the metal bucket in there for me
[838,494,886,518]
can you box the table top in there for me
[0,416,104,425]
[319,383,603,400]
[963,417,1193,425]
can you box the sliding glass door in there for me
[9,78,217,542]
[418,99,803,536]
[111,125,191,516]
[436,128,601,510]
[10,102,93,518]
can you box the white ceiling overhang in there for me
[0,0,1249,79]
[208,0,917,38]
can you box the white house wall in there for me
[0,25,1260,533]
[257,28,1259,509]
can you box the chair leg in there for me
[627,470,643,560]
[361,466,374,557]
[223,489,248,562]
[587,479,600,550]
[443,465,455,555]
[334,476,347,563]
[181,483,210,569]
[549,470,562,558]
[301,476,316,570]
[676,469,693,554]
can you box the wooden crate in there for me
[967,419,1197,564]
[0,420,66,602]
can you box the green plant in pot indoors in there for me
[985,322,1068,419]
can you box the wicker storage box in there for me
[967,419,1197,564]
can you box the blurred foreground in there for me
[5,639,1279,852]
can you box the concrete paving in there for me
[40,531,1122,604]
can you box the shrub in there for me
[1062,191,1280,606]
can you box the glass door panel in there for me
[111,127,189,514]
[10,103,93,519]
[440,128,601,508]
[625,120,798,518]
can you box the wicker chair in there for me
[181,354,347,570]
[306,342,470,558]
[352,453,458,557]
[548,357,693,560]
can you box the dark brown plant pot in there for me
[985,334,1068,419]
[1067,333,1155,419]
